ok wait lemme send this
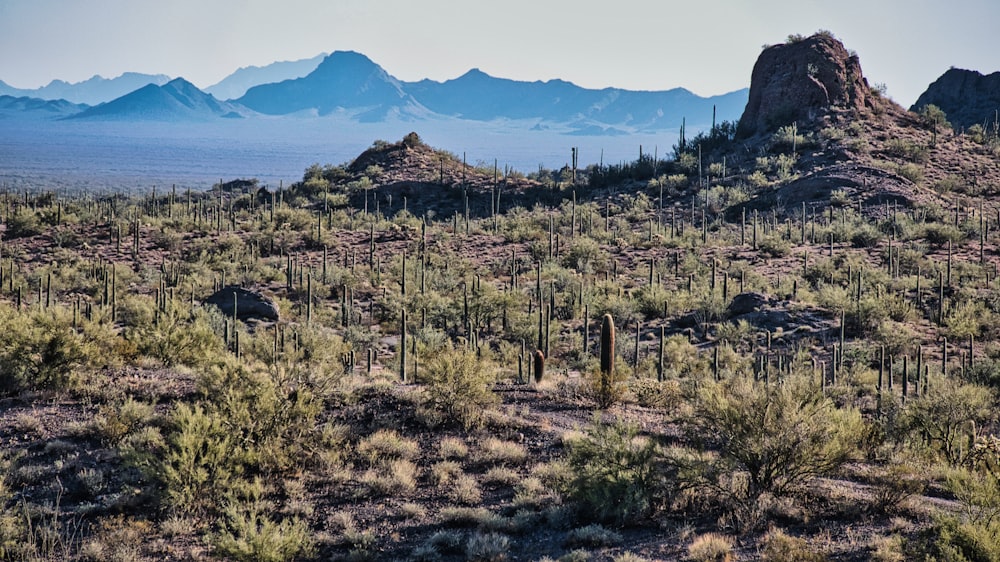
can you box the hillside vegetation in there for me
[2,32,1000,561]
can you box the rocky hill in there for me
[912,67,1000,130]
[737,32,876,137]
[728,32,1000,217]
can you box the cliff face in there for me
[738,33,872,137]
[912,68,1000,130]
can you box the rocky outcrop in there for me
[911,68,1000,130]
[738,33,872,136]
[204,286,280,322]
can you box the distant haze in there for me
[1,0,998,107]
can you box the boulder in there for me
[727,292,770,317]
[204,285,279,321]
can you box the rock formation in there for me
[911,68,1000,130]
[204,285,280,322]
[738,32,872,136]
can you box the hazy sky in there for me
[0,0,997,106]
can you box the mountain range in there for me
[0,72,171,106]
[0,51,747,134]
[204,53,328,100]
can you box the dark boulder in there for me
[727,292,770,317]
[204,285,279,321]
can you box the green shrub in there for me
[850,223,882,248]
[905,377,994,463]
[196,360,324,473]
[564,416,659,525]
[4,209,43,238]
[0,305,103,394]
[211,482,315,562]
[124,300,224,368]
[677,375,865,517]
[419,344,499,428]
[159,403,239,517]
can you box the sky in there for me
[0,0,997,107]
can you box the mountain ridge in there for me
[0,72,171,105]
[66,78,249,121]
[2,50,749,133]
[205,53,328,101]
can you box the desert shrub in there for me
[211,481,315,562]
[476,438,528,466]
[945,300,992,341]
[564,524,622,548]
[922,223,965,246]
[4,209,43,238]
[757,234,791,257]
[633,283,672,319]
[0,305,104,394]
[904,380,994,465]
[466,532,510,562]
[563,236,607,273]
[196,360,325,473]
[123,299,224,368]
[850,223,882,248]
[896,163,924,184]
[747,169,770,188]
[451,474,483,505]
[912,516,1000,562]
[676,374,865,520]
[760,528,828,561]
[686,532,733,562]
[419,344,499,428]
[885,138,929,163]
[438,437,469,460]
[159,403,239,517]
[564,416,659,525]
[94,397,155,446]
[359,459,418,497]
[869,462,927,515]
[770,123,813,153]
[357,429,419,467]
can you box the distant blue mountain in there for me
[0,73,171,105]
[67,78,248,121]
[2,51,748,134]
[205,53,327,100]
[237,51,428,120]
[0,95,88,120]
[405,68,748,131]
[236,51,745,131]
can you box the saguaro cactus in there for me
[533,350,545,384]
[597,313,617,408]
[600,313,615,379]
[400,308,407,383]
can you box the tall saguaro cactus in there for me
[598,313,617,408]
[600,314,615,377]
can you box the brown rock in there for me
[738,33,872,136]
